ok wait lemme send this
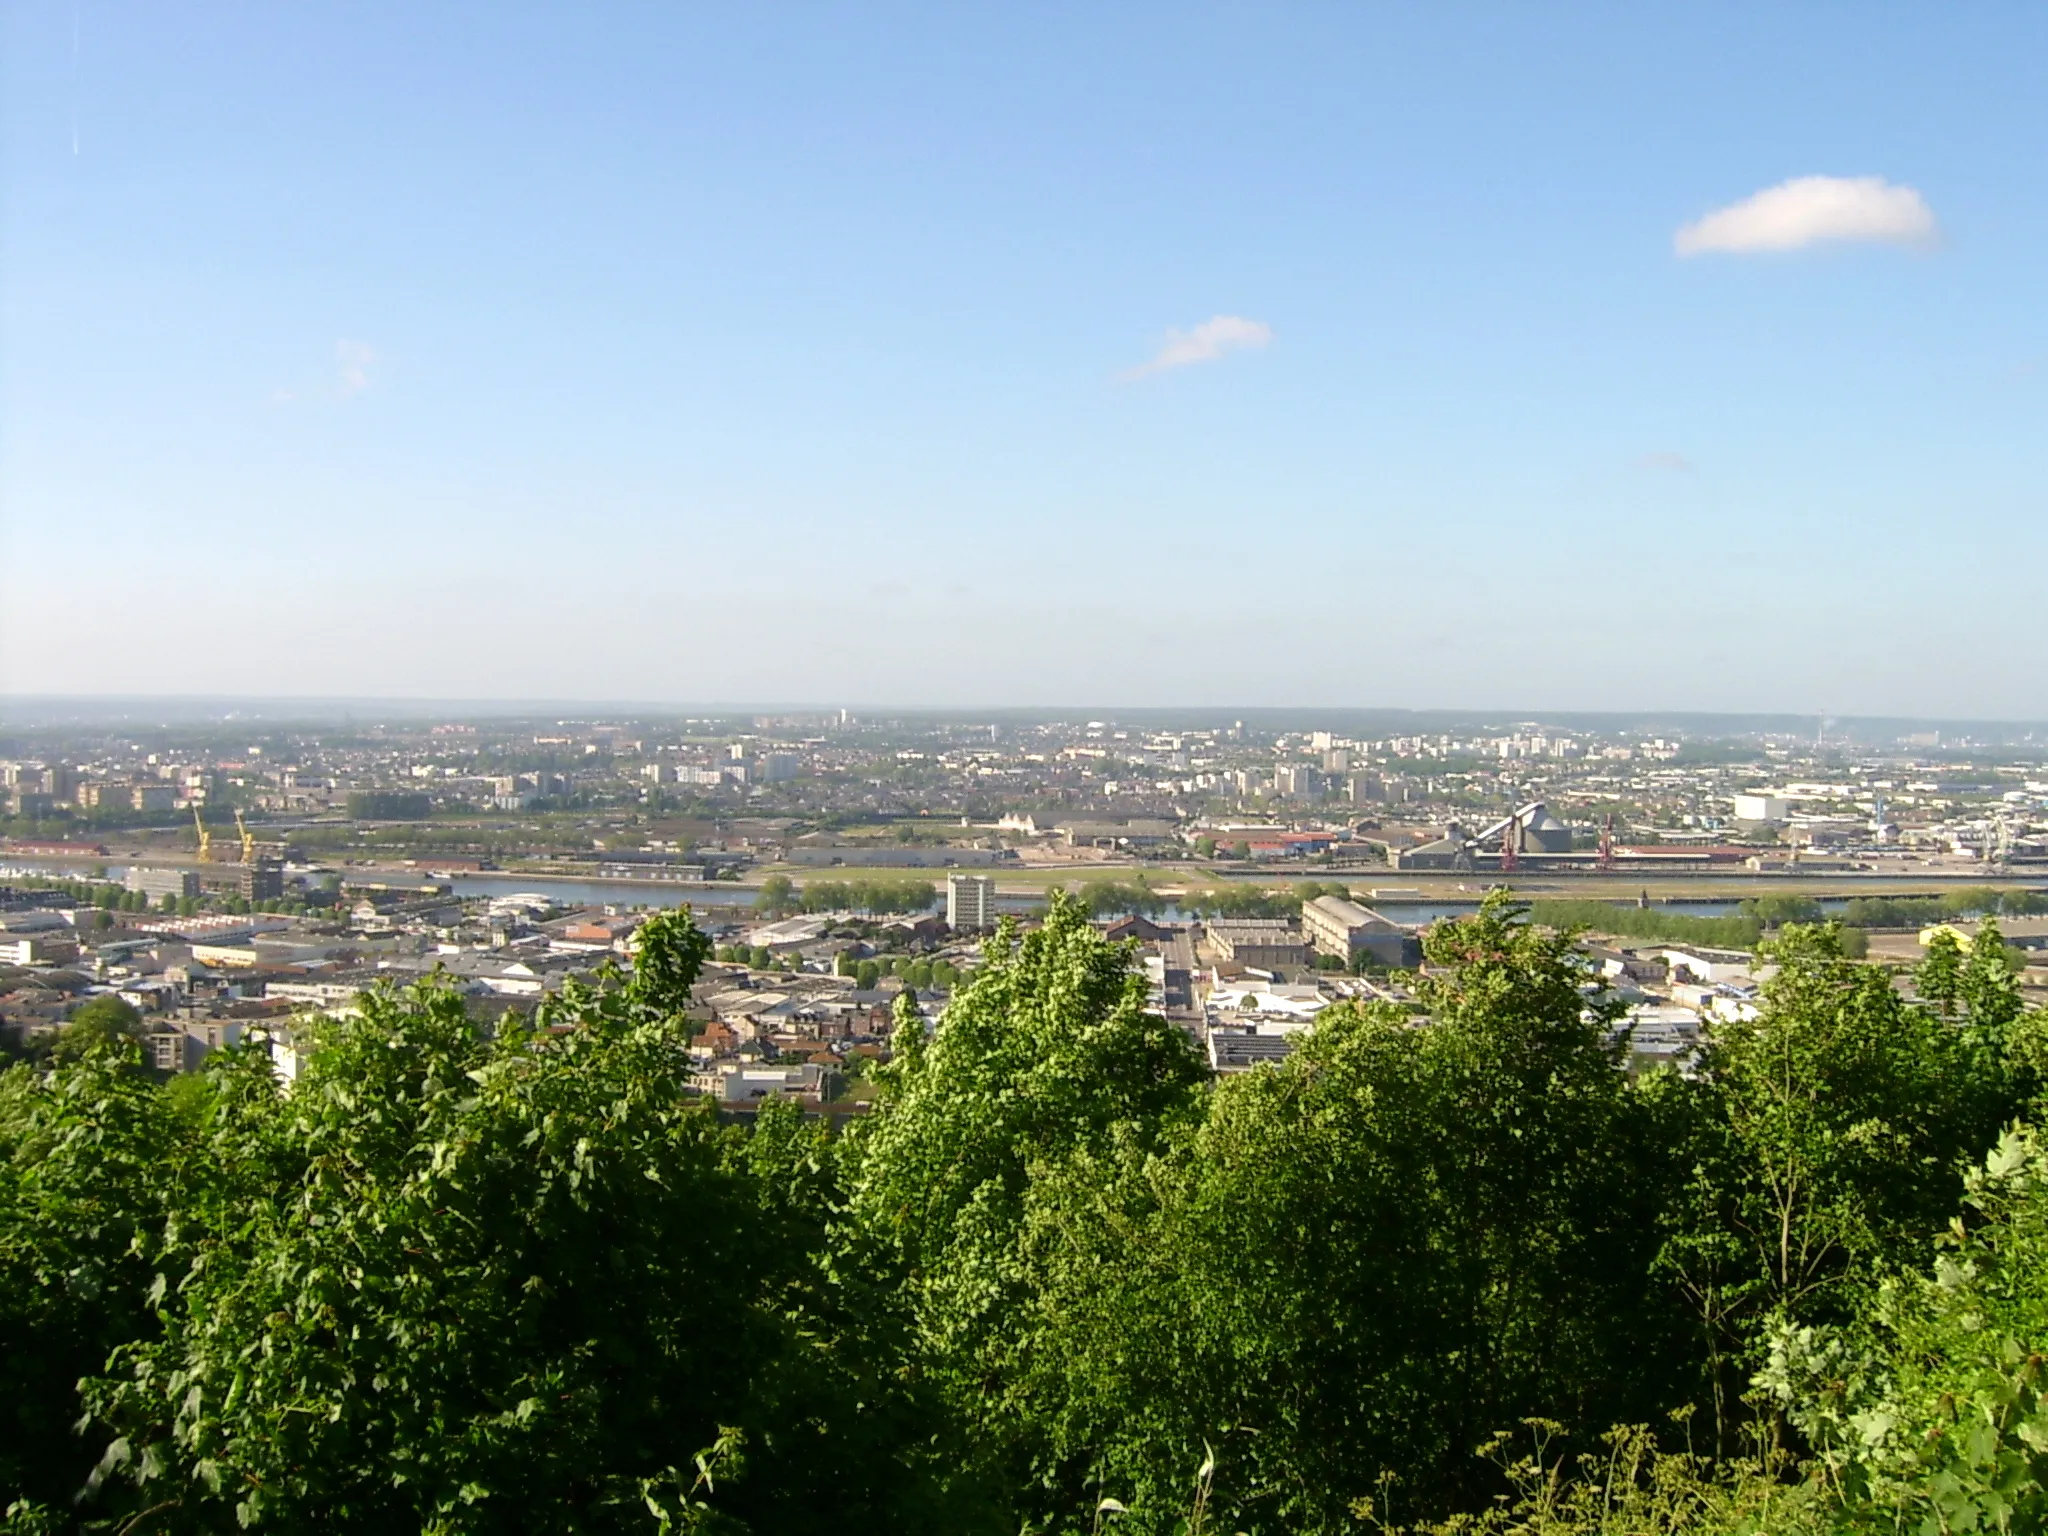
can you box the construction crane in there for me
[234,808,257,864]
[1992,815,2014,869]
[1596,813,1616,873]
[192,804,213,863]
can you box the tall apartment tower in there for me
[946,874,996,932]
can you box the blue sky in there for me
[3,3,2043,715]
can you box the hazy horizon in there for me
[4,693,2045,743]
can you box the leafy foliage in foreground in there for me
[1384,1419,1830,1536]
[837,895,2042,1533]
[1655,922,2024,1454]
[873,898,1699,1532]
[2,913,982,1534]
[4,894,2045,1535]
[1765,1126,2048,1534]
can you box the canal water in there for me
[446,874,1053,916]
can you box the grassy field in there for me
[750,859,2045,905]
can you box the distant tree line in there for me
[1180,880,1358,920]
[1073,879,1168,918]
[1530,899,1768,951]
[1735,888,2047,931]
[753,874,938,917]
[343,791,434,820]
[834,951,964,991]
[2,873,325,926]
[1837,886,2048,926]
[0,803,247,839]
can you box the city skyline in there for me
[7,695,2048,747]
[4,4,2045,714]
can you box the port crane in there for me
[193,803,270,865]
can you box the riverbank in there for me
[18,847,2042,918]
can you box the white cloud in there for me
[1633,450,1693,472]
[1674,176,1936,256]
[1126,315,1272,377]
[337,339,377,395]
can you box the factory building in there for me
[1204,920,1307,972]
[125,867,201,902]
[1393,802,1575,870]
[1300,895,1422,969]
[197,862,285,902]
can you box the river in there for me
[439,874,1851,926]
[445,873,1052,916]
[1,862,1974,929]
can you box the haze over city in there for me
[4,4,2045,714]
